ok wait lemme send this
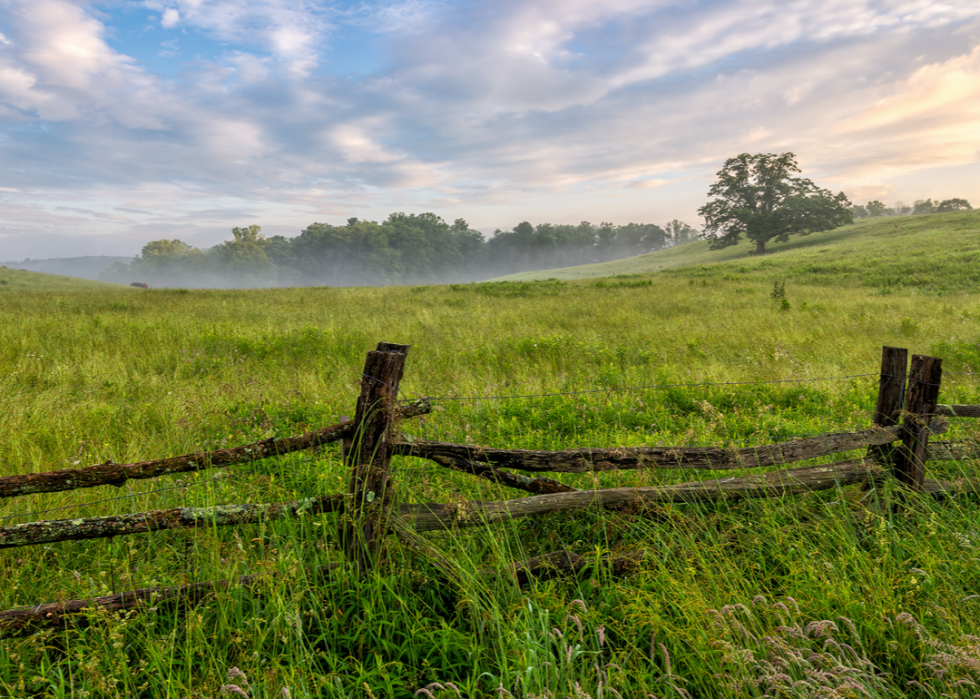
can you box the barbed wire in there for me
[410,372,881,404]
[390,368,979,407]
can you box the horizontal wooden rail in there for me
[0,399,431,500]
[0,495,345,549]
[394,425,902,473]
[403,460,882,531]
[403,461,980,533]
[923,477,980,496]
[936,404,980,418]
[927,442,980,461]
[4,432,974,552]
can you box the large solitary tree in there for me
[698,153,852,254]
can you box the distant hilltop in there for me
[0,256,132,281]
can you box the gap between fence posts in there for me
[867,346,908,470]
[340,342,410,574]
[893,354,943,494]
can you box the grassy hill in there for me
[2,215,980,697]
[0,255,132,281]
[495,210,980,294]
[0,266,130,292]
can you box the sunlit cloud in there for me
[1,0,980,261]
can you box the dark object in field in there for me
[130,282,149,288]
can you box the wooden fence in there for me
[1,344,978,636]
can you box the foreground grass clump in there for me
[1,256,980,697]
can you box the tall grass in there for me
[1,230,980,697]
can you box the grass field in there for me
[495,210,980,295]
[1,212,980,698]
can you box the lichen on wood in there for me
[394,426,902,474]
[0,494,344,549]
[0,398,430,500]
[399,460,883,532]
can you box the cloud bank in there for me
[1,0,979,259]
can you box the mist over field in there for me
[93,215,700,289]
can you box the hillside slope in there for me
[0,256,131,281]
[0,267,131,292]
[493,211,980,293]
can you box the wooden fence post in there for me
[893,354,942,493]
[867,346,908,467]
[341,342,410,574]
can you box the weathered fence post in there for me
[893,354,942,493]
[341,342,410,574]
[867,346,908,467]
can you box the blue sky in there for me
[2,0,980,260]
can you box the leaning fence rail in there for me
[1,344,978,637]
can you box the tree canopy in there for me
[101,213,697,288]
[699,153,852,254]
[852,197,972,218]
[937,198,972,212]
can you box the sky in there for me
[1,0,979,261]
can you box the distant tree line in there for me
[852,198,972,218]
[100,213,700,288]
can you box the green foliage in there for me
[699,153,853,254]
[866,200,889,217]
[100,214,698,288]
[931,338,980,372]
[937,197,972,212]
[913,198,937,215]
[450,279,567,297]
[592,278,652,288]
[219,224,272,276]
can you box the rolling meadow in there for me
[1,211,980,698]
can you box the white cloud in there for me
[2,0,980,259]
[350,0,446,34]
[144,0,333,74]
[161,8,180,28]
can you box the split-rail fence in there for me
[0,344,978,636]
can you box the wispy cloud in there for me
[1,0,979,260]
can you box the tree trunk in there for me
[755,240,767,254]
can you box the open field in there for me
[2,213,980,698]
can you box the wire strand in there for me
[419,373,881,404]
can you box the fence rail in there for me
[0,398,431,500]
[1,344,978,637]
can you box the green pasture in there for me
[1,213,980,697]
[496,210,980,294]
